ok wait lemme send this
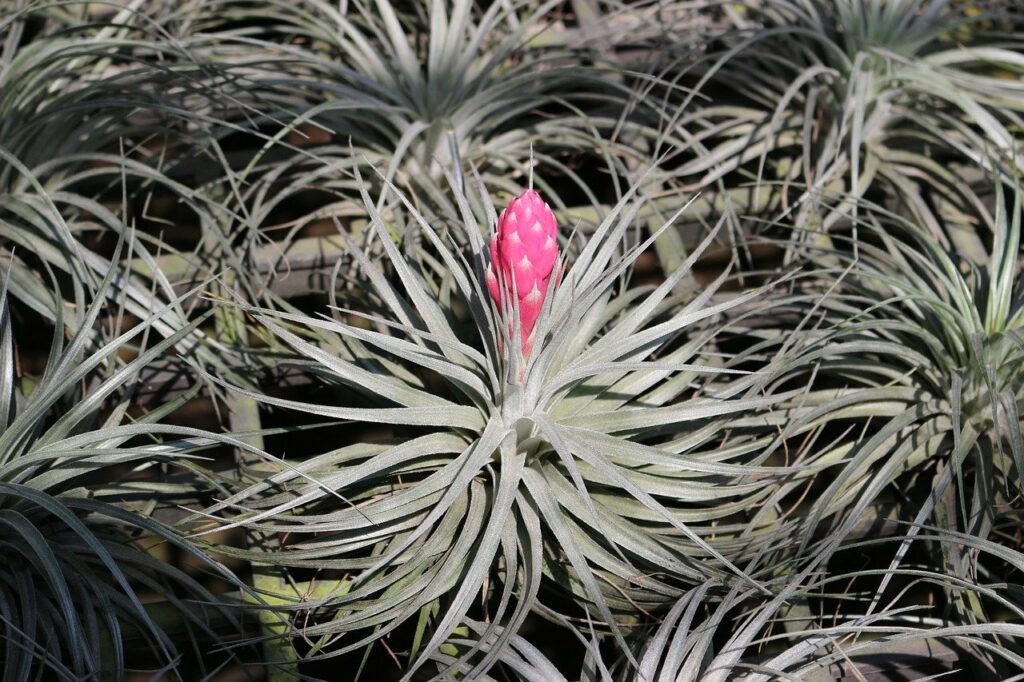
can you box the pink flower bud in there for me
[485,189,558,358]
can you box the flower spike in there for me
[485,189,559,359]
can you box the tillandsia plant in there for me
[650,0,1024,258]
[579,180,1024,680]
[165,0,656,229]
[789,181,1023,534]
[687,180,1024,677]
[0,1,282,398]
[194,167,810,677]
[0,246,257,680]
[626,528,1024,681]
[0,1,260,175]
[813,187,1022,654]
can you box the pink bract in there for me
[485,189,559,359]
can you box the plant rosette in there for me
[199,171,799,676]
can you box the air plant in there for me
[0,1,276,390]
[788,179,1023,543]
[192,165,813,677]
[630,528,1024,681]
[163,0,656,225]
[549,177,1024,680]
[0,248,254,679]
[651,0,1024,259]
[688,179,1024,678]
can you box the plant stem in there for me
[215,272,299,681]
